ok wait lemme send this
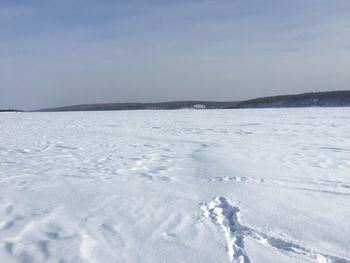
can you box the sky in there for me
[1,0,350,110]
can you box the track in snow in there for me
[201,197,350,263]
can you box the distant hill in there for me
[38,101,240,112]
[237,90,350,108]
[0,109,22,112]
[38,90,350,112]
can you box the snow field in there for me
[0,108,349,262]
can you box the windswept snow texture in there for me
[0,108,349,263]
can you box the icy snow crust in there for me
[0,108,349,263]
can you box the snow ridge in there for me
[202,197,350,263]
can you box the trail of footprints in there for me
[201,197,350,263]
[205,176,350,196]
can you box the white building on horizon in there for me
[192,104,206,110]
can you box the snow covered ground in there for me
[0,108,349,263]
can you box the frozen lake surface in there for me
[0,108,349,263]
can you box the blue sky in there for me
[1,0,350,109]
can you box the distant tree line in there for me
[0,109,22,112]
[237,90,350,108]
[3,90,349,112]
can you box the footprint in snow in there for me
[201,197,350,263]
